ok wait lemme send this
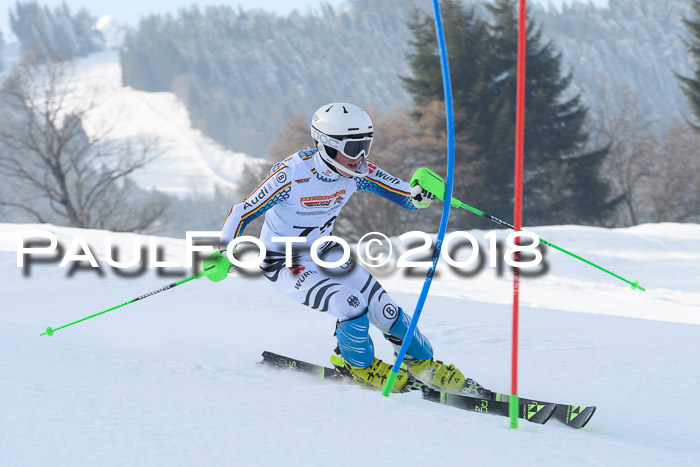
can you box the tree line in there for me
[1,0,699,237]
[118,0,696,157]
[118,0,416,156]
[244,0,611,235]
[9,1,104,60]
[241,0,700,236]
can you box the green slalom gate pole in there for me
[412,168,646,292]
[40,250,233,337]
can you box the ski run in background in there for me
[0,222,699,466]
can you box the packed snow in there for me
[0,221,698,466]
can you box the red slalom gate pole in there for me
[510,0,527,429]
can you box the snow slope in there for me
[67,51,259,195]
[535,0,609,10]
[1,222,699,466]
[0,35,259,196]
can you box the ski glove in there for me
[410,182,436,209]
[201,249,235,282]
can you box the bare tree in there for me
[589,84,659,226]
[267,112,314,161]
[648,123,700,223]
[588,79,700,226]
[0,54,168,232]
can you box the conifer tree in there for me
[402,0,612,225]
[484,0,611,224]
[677,0,700,128]
[401,0,491,215]
[402,0,490,134]
[9,1,103,60]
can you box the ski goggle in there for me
[311,128,373,159]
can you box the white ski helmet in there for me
[310,102,373,177]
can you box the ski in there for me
[260,351,556,425]
[491,393,596,429]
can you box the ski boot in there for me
[334,309,409,393]
[384,308,494,397]
[403,357,493,397]
[331,354,409,392]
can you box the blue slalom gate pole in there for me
[382,0,456,396]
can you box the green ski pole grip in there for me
[411,168,463,208]
[411,167,447,201]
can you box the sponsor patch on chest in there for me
[300,190,346,209]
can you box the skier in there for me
[221,103,479,394]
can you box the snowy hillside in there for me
[535,0,609,10]
[69,50,259,195]
[0,28,258,197]
[1,222,698,466]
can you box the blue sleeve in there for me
[356,162,417,211]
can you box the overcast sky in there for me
[0,0,609,43]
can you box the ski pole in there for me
[412,167,646,292]
[40,250,233,336]
[383,0,456,396]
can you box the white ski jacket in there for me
[220,149,416,251]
